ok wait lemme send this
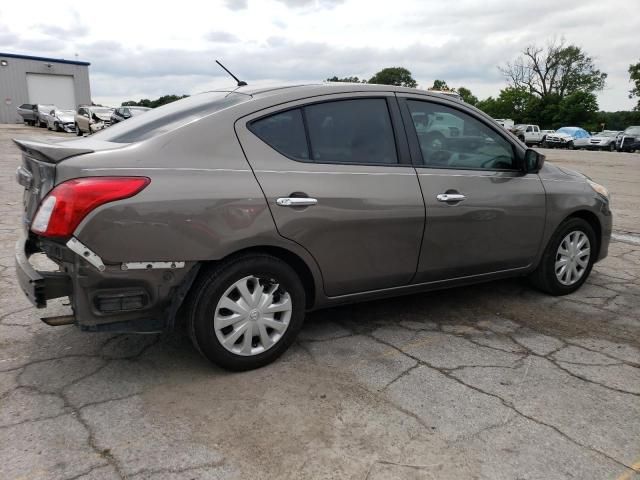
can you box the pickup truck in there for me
[510,124,546,146]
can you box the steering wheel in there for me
[430,149,452,166]
[481,155,513,169]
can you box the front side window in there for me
[407,100,516,170]
[249,98,398,165]
[304,99,398,164]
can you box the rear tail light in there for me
[31,177,150,238]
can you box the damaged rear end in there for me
[14,138,197,332]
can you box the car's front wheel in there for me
[75,123,82,136]
[186,254,306,371]
[529,217,596,295]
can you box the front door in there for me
[399,96,546,282]
[236,93,425,297]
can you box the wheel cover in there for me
[555,231,591,286]
[213,275,292,356]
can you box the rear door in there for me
[236,93,425,297]
[398,95,546,282]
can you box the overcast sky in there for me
[1,0,638,110]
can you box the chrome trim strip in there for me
[66,237,105,272]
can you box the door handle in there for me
[436,193,466,202]
[276,197,318,207]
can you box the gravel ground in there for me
[0,125,639,480]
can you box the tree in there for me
[326,76,366,83]
[630,60,640,110]
[554,91,599,127]
[500,39,606,99]
[430,79,450,91]
[368,67,417,88]
[122,94,189,108]
[457,87,478,106]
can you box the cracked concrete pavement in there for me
[0,124,639,479]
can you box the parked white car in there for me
[45,109,77,133]
[544,127,591,149]
[511,124,545,146]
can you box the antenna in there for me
[215,60,247,87]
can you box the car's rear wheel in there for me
[186,255,306,371]
[529,217,596,295]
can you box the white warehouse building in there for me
[0,52,91,124]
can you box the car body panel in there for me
[235,91,425,297]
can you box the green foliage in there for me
[122,94,189,108]
[594,110,640,131]
[457,87,478,106]
[554,91,599,127]
[430,79,450,91]
[368,67,417,88]
[630,60,640,110]
[326,76,366,83]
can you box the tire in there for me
[608,142,615,152]
[529,217,596,295]
[423,131,446,150]
[567,141,575,150]
[185,254,306,371]
[541,136,547,148]
[76,124,82,136]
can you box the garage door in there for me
[26,73,76,109]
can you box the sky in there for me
[1,0,638,111]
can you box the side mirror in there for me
[524,148,545,173]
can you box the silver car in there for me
[587,130,621,151]
[14,84,612,371]
[46,109,77,133]
[35,104,57,128]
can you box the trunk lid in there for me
[13,138,95,229]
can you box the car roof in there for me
[211,83,465,102]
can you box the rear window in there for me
[94,92,249,143]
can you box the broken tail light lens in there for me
[31,177,150,238]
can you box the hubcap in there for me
[213,275,292,356]
[555,231,591,286]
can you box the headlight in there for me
[587,179,610,201]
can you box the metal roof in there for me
[0,52,90,66]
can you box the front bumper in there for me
[15,234,71,308]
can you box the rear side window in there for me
[249,109,309,160]
[250,98,398,165]
[305,99,397,164]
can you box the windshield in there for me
[624,126,640,136]
[38,105,55,111]
[94,91,250,143]
[56,110,75,115]
[91,108,111,115]
[557,127,578,135]
[595,131,617,137]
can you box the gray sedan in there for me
[14,84,612,371]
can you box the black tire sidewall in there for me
[189,256,306,371]
[539,218,596,295]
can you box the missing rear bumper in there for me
[15,235,71,308]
